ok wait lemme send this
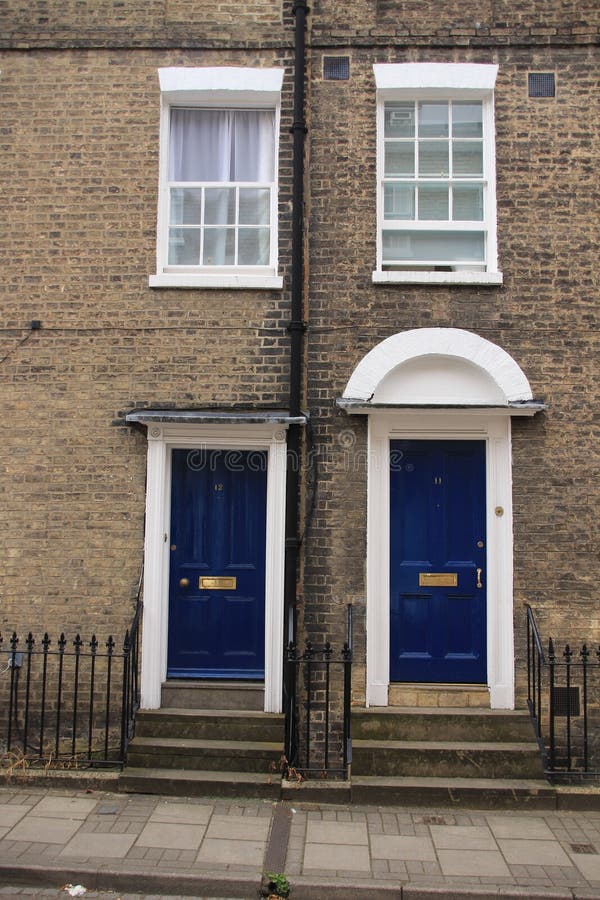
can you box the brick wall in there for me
[0,46,295,637]
[303,42,599,701]
[0,2,598,707]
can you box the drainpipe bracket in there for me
[287,320,308,333]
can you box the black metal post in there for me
[7,633,18,752]
[120,630,131,762]
[55,633,66,759]
[104,636,114,760]
[324,641,331,771]
[88,635,98,759]
[305,641,313,772]
[72,635,82,758]
[549,637,556,771]
[23,633,34,756]
[565,644,572,770]
[582,644,589,771]
[40,633,50,757]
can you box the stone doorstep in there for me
[388,682,491,708]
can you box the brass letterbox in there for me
[199,576,237,590]
[418,572,458,588]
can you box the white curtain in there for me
[169,109,275,183]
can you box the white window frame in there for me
[372,63,503,286]
[150,67,284,290]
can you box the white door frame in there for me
[367,409,515,709]
[139,422,288,713]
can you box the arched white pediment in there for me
[343,328,533,406]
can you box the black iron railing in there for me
[0,597,142,768]
[284,604,353,779]
[526,603,600,779]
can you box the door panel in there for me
[390,440,487,683]
[167,448,267,679]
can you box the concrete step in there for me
[160,680,264,710]
[134,708,284,743]
[350,775,555,809]
[352,739,545,779]
[119,766,280,800]
[126,736,283,774]
[388,683,490,708]
[352,707,536,743]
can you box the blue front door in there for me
[167,448,267,679]
[390,440,487,683]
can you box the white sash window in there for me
[373,64,502,286]
[151,68,284,289]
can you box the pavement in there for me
[2,783,600,899]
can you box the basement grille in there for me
[528,72,556,98]
[323,56,350,81]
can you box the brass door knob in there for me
[179,578,190,588]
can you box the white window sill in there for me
[372,270,503,286]
[149,273,284,290]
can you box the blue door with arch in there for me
[167,448,267,679]
[390,440,487,683]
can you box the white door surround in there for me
[135,420,288,714]
[338,328,544,710]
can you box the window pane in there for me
[204,188,236,225]
[384,183,415,220]
[453,141,483,176]
[238,227,271,265]
[385,102,415,138]
[419,140,449,176]
[382,230,485,262]
[203,228,235,265]
[418,102,449,138]
[452,102,483,138]
[453,184,484,221]
[168,228,201,265]
[418,184,449,220]
[385,142,414,176]
[170,188,202,225]
[169,108,275,182]
[239,188,270,225]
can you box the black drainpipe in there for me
[284,0,308,692]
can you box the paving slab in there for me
[195,836,266,865]
[487,814,556,840]
[149,801,213,825]
[60,831,137,859]
[6,816,82,844]
[437,848,512,877]
[370,834,437,861]
[498,838,574,867]
[303,841,371,871]
[305,819,368,845]
[137,822,207,850]
[205,813,270,841]
[0,808,30,829]
[30,797,97,819]
[430,824,497,850]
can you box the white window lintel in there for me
[373,62,499,97]
[158,66,285,106]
